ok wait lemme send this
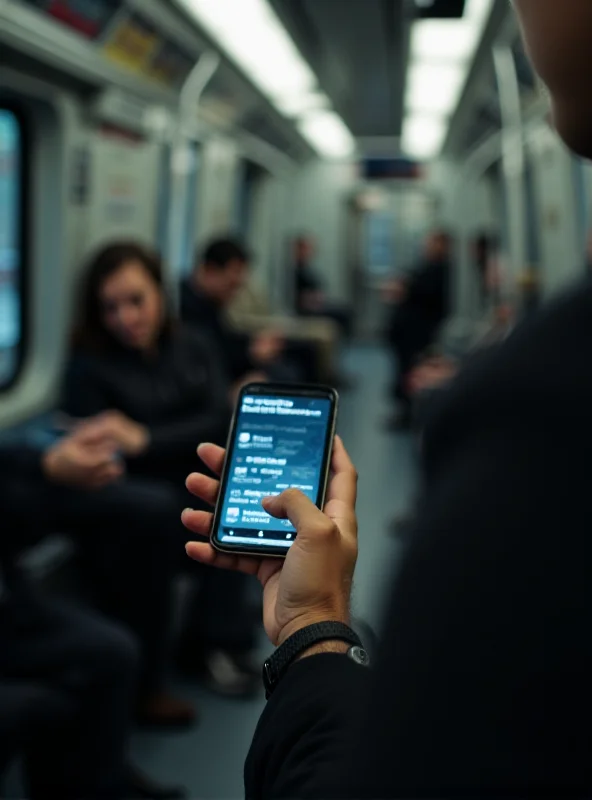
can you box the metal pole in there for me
[493,45,527,297]
[167,52,220,288]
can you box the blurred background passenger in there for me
[384,229,453,430]
[292,234,353,339]
[182,238,307,387]
[0,434,184,800]
[472,232,499,309]
[60,242,260,707]
[226,278,341,385]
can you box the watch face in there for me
[349,646,370,667]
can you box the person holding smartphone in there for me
[183,3,592,795]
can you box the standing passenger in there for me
[385,229,452,429]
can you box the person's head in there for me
[293,235,315,263]
[424,229,452,262]
[195,238,249,305]
[77,242,169,353]
[515,0,592,159]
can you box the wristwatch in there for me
[262,621,370,698]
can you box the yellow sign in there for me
[103,15,159,75]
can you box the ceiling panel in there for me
[270,0,409,139]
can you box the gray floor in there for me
[132,345,418,799]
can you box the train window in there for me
[0,108,26,390]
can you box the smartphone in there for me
[210,383,339,558]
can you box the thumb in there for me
[263,489,334,543]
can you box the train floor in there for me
[131,344,418,799]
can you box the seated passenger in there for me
[292,234,353,338]
[181,237,307,386]
[0,435,184,800]
[227,279,342,385]
[60,241,260,702]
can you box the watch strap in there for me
[263,621,362,698]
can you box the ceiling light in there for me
[298,110,356,159]
[402,114,447,159]
[405,63,465,115]
[411,20,477,62]
[176,0,316,102]
[176,0,354,159]
[275,92,329,118]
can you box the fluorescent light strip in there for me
[403,0,494,159]
[405,62,465,115]
[176,0,355,159]
[401,114,447,159]
[298,110,355,159]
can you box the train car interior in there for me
[2,0,592,797]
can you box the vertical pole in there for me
[493,45,527,298]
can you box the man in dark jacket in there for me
[181,239,289,386]
[386,229,451,428]
[0,433,183,799]
[182,3,592,794]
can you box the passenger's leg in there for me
[0,682,70,784]
[0,592,136,799]
[178,563,260,696]
[44,478,195,727]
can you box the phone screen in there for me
[213,387,336,554]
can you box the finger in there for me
[197,443,226,477]
[181,508,213,538]
[93,463,124,485]
[263,489,330,537]
[185,542,260,576]
[326,436,358,507]
[185,472,220,507]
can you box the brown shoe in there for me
[136,692,197,729]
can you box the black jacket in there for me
[245,281,592,798]
[180,280,255,382]
[61,326,230,480]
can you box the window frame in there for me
[0,102,30,393]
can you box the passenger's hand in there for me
[301,290,324,312]
[250,331,285,365]
[382,279,407,304]
[183,436,358,646]
[77,411,149,457]
[42,429,124,490]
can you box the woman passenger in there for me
[62,242,260,711]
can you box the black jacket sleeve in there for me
[61,357,113,419]
[245,655,370,799]
[244,283,592,799]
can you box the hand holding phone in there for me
[183,429,359,647]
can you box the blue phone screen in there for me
[216,394,333,550]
